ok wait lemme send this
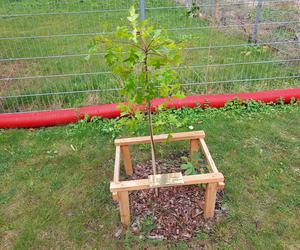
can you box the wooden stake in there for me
[190,139,200,164]
[118,191,130,225]
[121,146,133,176]
[204,182,218,219]
[190,139,199,154]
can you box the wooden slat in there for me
[121,145,133,176]
[111,179,149,192]
[203,182,218,218]
[183,173,223,185]
[199,138,224,189]
[115,131,205,146]
[199,138,219,173]
[113,146,121,183]
[110,172,224,192]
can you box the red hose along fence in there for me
[0,88,299,129]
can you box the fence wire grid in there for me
[0,0,299,113]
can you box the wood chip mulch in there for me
[124,154,227,241]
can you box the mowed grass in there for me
[0,0,299,112]
[0,104,299,249]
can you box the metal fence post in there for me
[252,0,264,44]
[183,0,188,7]
[209,0,214,17]
[140,0,146,21]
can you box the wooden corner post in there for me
[204,182,218,218]
[190,139,200,155]
[121,145,133,176]
[118,191,130,225]
[190,139,200,165]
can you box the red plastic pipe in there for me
[0,88,299,129]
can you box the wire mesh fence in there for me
[0,0,299,113]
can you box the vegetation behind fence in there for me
[0,0,299,113]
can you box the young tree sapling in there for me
[88,6,184,194]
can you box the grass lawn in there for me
[0,102,299,249]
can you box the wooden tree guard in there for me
[110,131,225,225]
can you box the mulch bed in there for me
[121,153,227,241]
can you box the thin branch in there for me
[147,36,157,50]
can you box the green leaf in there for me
[105,50,118,66]
[117,103,128,112]
[127,6,139,22]
[134,92,144,104]
[129,5,136,17]
[149,58,163,69]
[153,29,162,38]
[164,133,173,143]
[127,15,139,22]
[181,156,189,162]
[159,83,170,97]
[143,24,154,37]
[112,65,131,77]
[116,26,130,39]
[185,168,194,175]
[180,164,190,170]
[174,90,185,99]
[123,49,140,65]
[94,36,110,43]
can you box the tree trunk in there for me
[147,101,159,196]
[143,42,159,196]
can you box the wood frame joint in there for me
[111,131,224,225]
